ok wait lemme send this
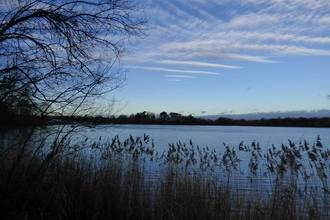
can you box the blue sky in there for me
[113,0,330,119]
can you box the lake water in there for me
[64,124,329,198]
[81,124,330,178]
[2,124,330,215]
[89,124,330,152]
[2,124,329,160]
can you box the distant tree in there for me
[0,0,146,119]
[182,114,195,123]
[215,117,234,125]
[160,111,168,120]
[134,111,155,121]
[134,112,143,119]
[147,112,155,120]
[117,114,127,120]
[169,112,181,121]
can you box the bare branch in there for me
[0,0,146,118]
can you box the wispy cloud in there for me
[131,66,219,75]
[164,75,196,78]
[158,60,242,69]
[130,1,330,65]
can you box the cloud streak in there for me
[164,75,197,78]
[131,66,219,75]
[129,1,330,66]
[158,60,242,69]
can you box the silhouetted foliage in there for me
[160,111,168,120]
[0,0,146,127]
[169,112,182,122]
[38,111,330,128]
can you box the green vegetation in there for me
[1,132,330,219]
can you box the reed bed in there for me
[0,131,329,219]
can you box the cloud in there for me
[231,32,330,44]
[157,41,281,63]
[133,1,330,66]
[161,39,330,59]
[131,66,219,75]
[228,13,280,29]
[158,60,242,69]
[164,75,196,78]
[218,53,280,63]
[327,95,330,100]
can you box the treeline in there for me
[51,111,330,128]
[2,110,330,128]
[215,116,330,127]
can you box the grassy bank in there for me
[1,132,329,219]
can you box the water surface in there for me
[94,124,330,152]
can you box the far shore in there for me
[1,113,330,129]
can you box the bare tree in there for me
[0,0,146,118]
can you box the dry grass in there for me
[1,132,330,219]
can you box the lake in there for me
[2,124,329,160]
[86,124,330,152]
[2,124,329,150]
[62,124,329,196]
[2,124,330,215]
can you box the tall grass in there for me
[1,129,329,219]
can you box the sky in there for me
[113,0,330,119]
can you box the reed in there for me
[0,132,329,219]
